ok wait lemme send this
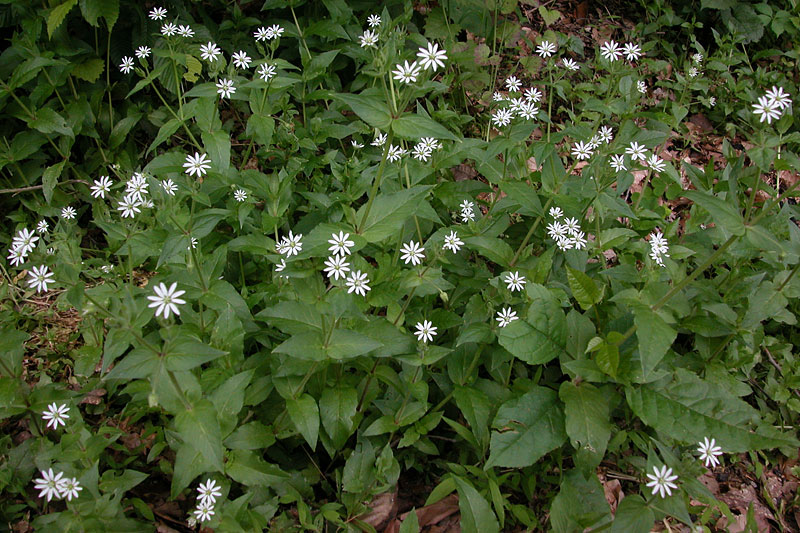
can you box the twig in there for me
[0,179,88,195]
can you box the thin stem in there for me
[357,131,394,233]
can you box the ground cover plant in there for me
[1,0,800,530]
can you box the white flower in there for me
[42,403,69,429]
[345,270,370,296]
[752,95,782,124]
[197,479,222,505]
[280,231,303,257]
[161,179,177,196]
[351,140,364,149]
[508,97,526,115]
[117,194,141,218]
[637,80,646,94]
[161,23,177,36]
[609,154,627,172]
[688,67,699,78]
[177,25,194,38]
[392,60,421,84]
[563,217,580,235]
[598,125,614,143]
[708,97,716,107]
[37,220,48,234]
[588,135,601,150]
[119,56,134,73]
[536,40,557,58]
[8,247,26,267]
[524,87,542,103]
[645,465,679,499]
[400,241,425,266]
[187,237,198,249]
[443,231,463,253]
[492,92,505,102]
[599,40,622,62]
[697,437,723,468]
[561,58,579,71]
[135,46,151,59]
[323,254,351,280]
[570,231,588,250]
[13,228,39,255]
[194,501,215,523]
[268,24,284,39]
[275,259,287,275]
[505,76,522,92]
[460,200,476,222]
[622,42,641,61]
[367,14,381,27]
[216,78,236,99]
[149,7,167,20]
[28,265,55,292]
[47,247,54,255]
[59,477,82,501]
[419,137,440,151]
[504,271,526,292]
[100,265,113,273]
[414,320,437,343]
[518,102,539,120]
[547,221,567,241]
[492,109,513,128]
[412,144,433,161]
[647,153,666,173]
[496,307,518,328]
[234,189,247,202]
[254,27,270,41]
[200,42,222,62]
[90,175,113,199]
[692,52,703,64]
[371,132,387,146]
[328,231,354,256]
[572,141,593,160]
[257,63,276,81]
[126,173,148,201]
[359,29,379,48]
[549,206,563,219]
[417,42,447,71]
[649,231,670,267]
[765,86,791,109]
[387,144,406,162]
[184,152,212,177]
[33,469,64,502]
[232,51,252,69]
[147,281,186,319]
[625,141,647,161]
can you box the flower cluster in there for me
[389,41,447,82]
[752,86,792,125]
[643,437,723,500]
[33,469,82,502]
[599,40,642,62]
[193,478,222,523]
[648,231,670,267]
[459,200,476,222]
[491,79,541,125]
[8,227,39,267]
[546,208,587,251]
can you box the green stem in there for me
[357,131,394,233]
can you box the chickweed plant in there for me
[1,0,799,530]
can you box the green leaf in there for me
[538,6,561,26]
[500,181,543,217]
[79,0,118,28]
[541,149,565,192]
[175,399,224,471]
[48,0,78,37]
[286,394,319,449]
[633,305,676,381]
[109,113,143,150]
[165,336,227,371]
[627,369,800,452]
[357,185,432,243]
[29,108,72,136]
[42,161,65,205]
[0,328,29,378]
[225,450,288,487]
[210,370,253,423]
[498,284,566,365]
[257,301,323,335]
[453,386,491,451]
[398,510,420,533]
[201,130,231,171]
[566,268,603,310]
[392,114,458,141]
[334,93,392,130]
[246,113,275,146]
[147,118,182,155]
[326,329,382,360]
[224,421,276,450]
[454,477,500,533]
[550,470,611,533]
[683,190,745,236]
[463,236,513,267]
[486,386,566,468]
[184,54,202,82]
[609,495,654,533]
[319,386,358,449]
[559,382,612,459]
[272,332,326,361]
[71,58,104,82]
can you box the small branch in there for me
[0,179,88,196]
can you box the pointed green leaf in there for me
[357,185,432,243]
[392,114,458,141]
[326,329,383,359]
[566,268,603,310]
[683,190,745,236]
[454,477,500,533]
[559,382,612,458]
[175,399,224,471]
[286,393,319,449]
[48,0,78,37]
[633,305,676,381]
[319,386,358,449]
[334,93,392,130]
[498,284,566,365]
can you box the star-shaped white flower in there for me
[417,42,447,71]
[194,501,215,522]
[234,189,247,202]
[258,63,276,81]
[28,265,55,293]
[42,403,70,429]
[503,271,526,292]
[367,14,381,27]
[645,465,678,499]
[359,29,379,48]
[119,56,134,74]
[33,469,64,502]
[572,141,593,160]
[443,231,463,253]
[323,255,350,280]
[400,241,425,266]
[91,175,113,199]
[505,76,522,92]
[599,40,622,62]
[117,194,141,218]
[13,227,39,255]
[549,207,563,219]
[765,86,791,109]
[199,41,222,62]
[197,478,222,505]
[328,231,354,256]
[147,282,186,319]
[161,23,177,36]
[625,141,647,161]
[59,477,82,501]
[752,95,783,124]
[492,109,513,128]
[697,437,723,468]
[345,270,370,296]
[184,152,211,177]
[149,7,167,20]
[536,40,556,58]
[232,51,252,69]
[496,307,518,328]
[216,78,236,99]
[280,231,303,257]
[392,60,421,84]
[414,320,437,343]
[177,25,194,38]
[161,179,177,196]
[622,42,641,61]
[609,155,627,172]
[135,46,151,59]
